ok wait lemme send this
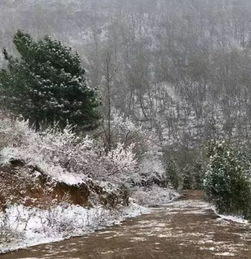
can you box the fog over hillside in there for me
[0,0,251,256]
[0,0,251,158]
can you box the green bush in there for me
[166,159,181,190]
[204,140,251,219]
[164,147,205,191]
[183,162,204,190]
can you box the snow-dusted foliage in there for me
[131,185,179,206]
[0,117,137,186]
[0,115,178,253]
[204,140,251,219]
[108,111,168,186]
[0,113,174,190]
[0,203,148,254]
[106,143,137,180]
[138,152,166,186]
[108,110,151,155]
[0,31,100,130]
[0,117,31,150]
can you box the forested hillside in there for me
[0,1,250,255]
[1,0,250,152]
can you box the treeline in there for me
[0,0,250,148]
[0,0,250,219]
[1,0,251,185]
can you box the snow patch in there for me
[0,202,149,254]
[214,252,236,257]
[211,207,249,224]
[216,213,249,224]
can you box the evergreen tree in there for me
[0,31,100,130]
[204,140,251,219]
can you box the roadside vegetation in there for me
[204,140,251,220]
[0,0,251,253]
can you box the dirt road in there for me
[2,192,251,259]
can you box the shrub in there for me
[101,111,168,186]
[163,147,204,191]
[0,117,137,186]
[204,140,251,219]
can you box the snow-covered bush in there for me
[131,185,179,206]
[204,140,251,219]
[105,143,137,182]
[0,114,174,206]
[0,117,137,186]
[107,111,155,157]
[107,111,168,186]
[0,117,30,150]
[138,152,166,186]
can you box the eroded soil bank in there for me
[0,159,129,211]
[2,192,251,259]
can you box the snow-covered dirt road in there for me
[2,194,251,259]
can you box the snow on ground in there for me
[1,197,249,256]
[1,189,248,255]
[165,199,250,224]
[214,252,236,257]
[213,209,249,224]
[164,199,213,210]
[0,202,150,254]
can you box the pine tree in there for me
[204,140,251,219]
[0,31,100,130]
